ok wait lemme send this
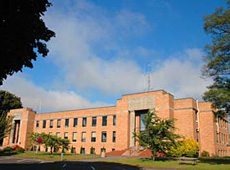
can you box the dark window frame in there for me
[73,118,78,127]
[82,117,87,127]
[92,117,97,127]
[101,131,107,142]
[57,119,61,128]
[43,120,46,128]
[65,119,69,128]
[102,116,107,126]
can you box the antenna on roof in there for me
[39,98,42,113]
[146,64,152,92]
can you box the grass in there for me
[105,157,230,170]
[1,151,100,161]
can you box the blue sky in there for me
[1,0,227,112]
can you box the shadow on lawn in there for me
[198,157,230,165]
[0,161,143,170]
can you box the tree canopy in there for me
[0,0,55,85]
[134,110,180,160]
[202,1,230,115]
[29,132,70,154]
[0,90,22,141]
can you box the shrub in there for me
[15,147,25,153]
[200,150,210,157]
[168,138,199,158]
[3,146,13,153]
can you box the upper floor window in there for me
[36,121,39,128]
[92,117,97,127]
[101,131,107,142]
[102,116,107,126]
[57,119,61,128]
[64,132,68,139]
[43,120,46,128]
[50,120,53,128]
[91,131,96,142]
[65,119,69,128]
[113,115,116,126]
[73,118,78,127]
[82,117,87,127]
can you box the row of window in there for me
[216,132,228,144]
[217,116,228,129]
[77,147,113,154]
[217,149,228,157]
[55,131,116,143]
[36,115,116,128]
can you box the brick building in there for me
[3,90,230,156]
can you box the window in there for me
[101,148,106,153]
[64,132,68,139]
[73,118,78,127]
[72,132,77,142]
[56,132,60,137]
[50,120,53,128]
[216,132,219,143]
[92,117,97,127]
[112,131,116,143]
[102,116,107,126]
[112,148,115,151]
[91,131,96,142]
[36,121,39,128]
[65,119,69,128]
[101,131,107,142]
[82,117,87,127]
[57,119,61,128]
[81,132,86,142]
[43,120,46,128]
[140,114,146,132]
[80,147,85,154]
[113,115,116,126]
[90,147,95,154]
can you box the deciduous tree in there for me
[0,0,55,85]
[202,1,230,115]
[0,90,22,143]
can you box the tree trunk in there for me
[151,150,156,161]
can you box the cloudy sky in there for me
[1,0,226,112]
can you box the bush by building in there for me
[200,150,210,157]
[168,138,199,158]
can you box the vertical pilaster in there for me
[129,110,135,147]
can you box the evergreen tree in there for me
[134,110,180,161]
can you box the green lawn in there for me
[10,151,100,161]
[105,157,230,170]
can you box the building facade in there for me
[3,90,230,156]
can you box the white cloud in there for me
[0,75,109,112]
[43,1,211,100]
[150,49,212,99]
